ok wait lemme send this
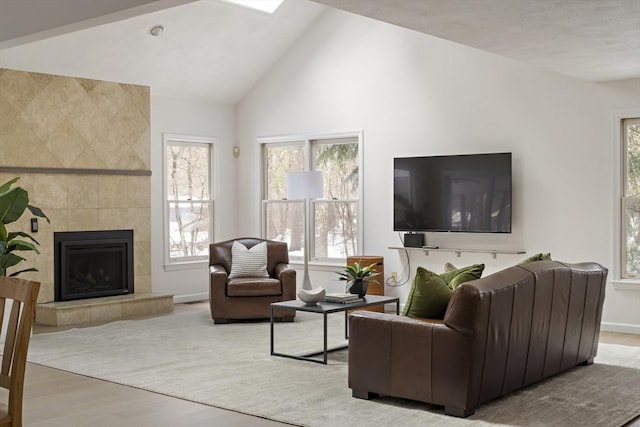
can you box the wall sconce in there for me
[233,146,240,158]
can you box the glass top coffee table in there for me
[270,295,400,364]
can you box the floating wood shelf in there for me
[388,246,526,259]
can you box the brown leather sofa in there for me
[209,238,296,323]
[348,260,607,417]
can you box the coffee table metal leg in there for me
[270,305,275,355]
[323,312,328,364]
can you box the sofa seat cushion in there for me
[227,278,282,297]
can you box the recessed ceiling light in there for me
[221,0,284,14]
[149,25,164,37]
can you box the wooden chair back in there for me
[0,277,40,427]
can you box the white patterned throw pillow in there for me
[228,241,270,279]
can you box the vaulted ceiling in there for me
[1,0,638,104]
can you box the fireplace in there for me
[54,230,134,302]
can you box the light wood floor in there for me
[19,303,640,426]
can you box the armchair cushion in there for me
[228,240,269,279]
[227,277,282,297]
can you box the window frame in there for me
[620,116,640,280]
[259,131,364,265]
[163,133,215,270]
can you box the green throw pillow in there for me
[440,263,485,289]
[518,253,552,265]
[402,264,485,319]
[402,267,452,319]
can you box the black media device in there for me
[394,152,512,233]
[403,233,424,248]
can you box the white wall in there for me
[236,10,640,329]
[150,95,236,302]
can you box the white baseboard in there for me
[600,321,640,335]
[173,293,208,304]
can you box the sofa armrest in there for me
[349,311,474,414]
[209,264,228,319]
[274,263,296,300]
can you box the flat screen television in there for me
[393,152,512,233]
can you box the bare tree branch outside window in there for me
[166,141,212,261]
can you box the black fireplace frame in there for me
[54,229,134,302]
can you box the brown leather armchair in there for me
[209,237,296,324]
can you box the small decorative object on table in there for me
[323,292,363,303]
[336,262,379,298]
[298,287,326,305]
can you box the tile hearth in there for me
[36,293,173,326]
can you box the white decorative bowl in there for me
[297,287,326,305]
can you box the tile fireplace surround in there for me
[0,68,172,325]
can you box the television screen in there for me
[393,153,512,233]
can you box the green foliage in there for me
[336,262,379,291]
[0,178,49,277]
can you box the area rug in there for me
[28,309,640,426]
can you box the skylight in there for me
[222,0,284,14]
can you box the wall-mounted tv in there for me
[394,152,512,233]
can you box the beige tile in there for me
[76,77,101,94]
[42,75,87,117]
[98,208,129,230]
[134,241,151,276]
[127,176,151,208]
[0,116,43,165]
[37,281,54,304]
[0,93,19,129]
[33,207,68,248]
[22,145,63,168]
[151,297,174,314]
[99,175,128,208]
[111,99,148,142]
[19,90,65,141]
[121,300,150,317]
[115,146,147,170]
[0,69,40,111]
[47,119,88,167]
[121,83,150,121]
[134,275,152,294]
[57,307,91,326]
[92,124,128,168]
[90,304,122,323]
[68,175,99,208]
[132,128,151,169]
[71,146,108,169]
[128,208,151,241]
[67,208,100,231]
[33,174,67,209]
[35,305,58,325]
[33,246,54,288]
[68,96,109,144]
[90,80,129,120]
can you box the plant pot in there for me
[349,280,368,298]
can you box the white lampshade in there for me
[286,171,324,200]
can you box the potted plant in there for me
[336,262,379,298]
[0,177,49,277]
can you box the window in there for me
[163,134,214,268]
[622,118,640,279]
[261,133,362,263]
